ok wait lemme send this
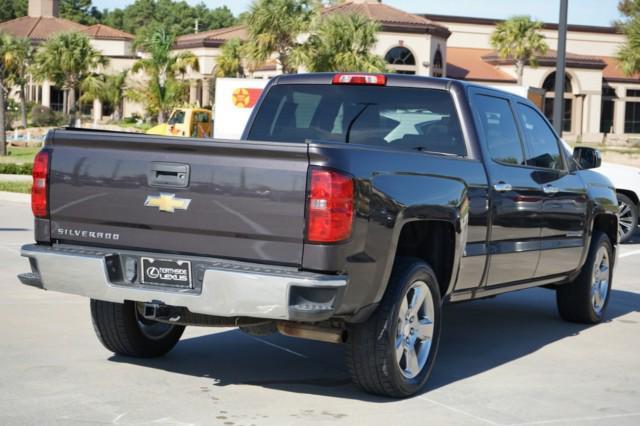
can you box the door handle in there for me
[493,182,512,192]
[149,162,190,188]
[543,185,560,195]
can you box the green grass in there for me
[113,121,153,132]
[0,181,31,193]
[0,146,40,164]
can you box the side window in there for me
[474,95,524,165]
[516,103,564,170]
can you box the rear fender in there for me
[369,173,468,303]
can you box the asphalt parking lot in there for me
[1,196,639,426]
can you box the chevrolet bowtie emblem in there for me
[144,193,191,213]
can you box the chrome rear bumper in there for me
[19,244,346,321]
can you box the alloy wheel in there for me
[395,281,435,379]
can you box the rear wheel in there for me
[90,300,185,357]
[556,232,613,324]
[346,258,442,398]
[617,193,638,243]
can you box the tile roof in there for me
[0,16,133,43]
[174,25,248,49]
[601,56,640,82]
[82,24,134,41]
[0,16,86,41]
[446,47,516,83]
[322,2,450,37]
[482,49,606,70]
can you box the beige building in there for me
[0,0,143,122]
[176,0,640,142]
[2,0,640,142]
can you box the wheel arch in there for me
[393,220,459,299]
[617,189,639,210]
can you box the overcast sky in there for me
[91,0,623,27]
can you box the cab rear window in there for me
[248,84,466,156]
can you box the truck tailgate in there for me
[47,130,308,265]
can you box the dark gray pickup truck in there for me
[20,73,619,397]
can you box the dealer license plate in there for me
[141,257,192,288]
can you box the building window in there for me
[625,102,640,133]
[541,72,573,133]
[627,89,640,97]
[601,84,617,134]
[432,48,443,77]
[50,87,64,112]
[385,46,417,75]
[544,98,572,132]
[602,85,617,97]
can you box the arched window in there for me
[542,72,574,133]
[432,48,443,78]
[542,72,572,93]
[385,46,417,75]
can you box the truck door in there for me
[471,92,544,286]
[513,102,588,277]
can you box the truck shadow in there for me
[624,231,640,244]
[110,287,640,402]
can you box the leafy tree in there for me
[193,4,236,33]
[0,0,27,22]
[490,16,548,85]
[302,13,386,72]
[33,32,108,121]
[60,0,101,25]
[5,37,33,128]
[245,0,317,74]
[101,1,236,36]
[132,28,199,122]
[618,0,640,75]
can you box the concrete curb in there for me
[0,191,30,204]
[0,174,31,182]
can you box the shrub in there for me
[30,105,64,127]
[0,163,33,175]
[123,113,142,124]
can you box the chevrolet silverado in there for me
[19,73,619,397]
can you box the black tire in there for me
[345,258,442,398]
[556,231,613,324]
[617,193,638,243]
[90,300,185,357]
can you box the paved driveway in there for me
[1,197,639,425]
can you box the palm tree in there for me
[33,31,108,121]
[81,70,129,121]
[617,0,640,76]
[245,0,316,74]
[6,37,33,128]
[490,16,548,85]
[215,38,247,78]
[302,13,386,73]
[0,34,13,156]
[132,29,199,123]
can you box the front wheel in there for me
[556,231,613,324]
[90,300,185,357]
[346,258,442,398]
[617,193,638,243]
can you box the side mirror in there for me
[573,147,602,169]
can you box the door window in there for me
[516,103,564,170]
[474,95,524,165]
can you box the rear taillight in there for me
[332,73,386,86]
[31,150,49,218]
[307,168,354,243]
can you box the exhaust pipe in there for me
[277,321,345,344]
